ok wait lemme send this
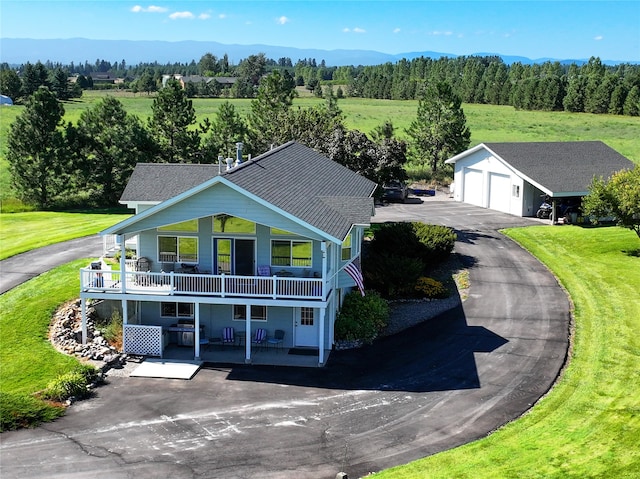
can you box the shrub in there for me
[363,252,424,298]
[369,222,427,259]
[0,392,65,431]
[413,223,457,265]
[335,290,389,344]
[100,310,123,349]
[415,277,449,299]
[40,364,99,402]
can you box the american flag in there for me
[344,256,365,297]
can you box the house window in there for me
[213,214,256,234]
[158,236,198,263]
[161,302,194,318]
[341,234,352,261]
[233,305,267,321]
[301,307,314,326]
[158,219,198,232]
[271,240,312,267]
[512,185,520,198]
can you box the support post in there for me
[245,305,251,363]
[321,242,327,299]
[194,303,201,360]
[119,234,127,293]
[318,307,326,366]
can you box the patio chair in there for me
[267,329,285,352]
[252,328,267,351]
[257,265,271,276]
[222,327,235,347]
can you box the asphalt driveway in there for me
[0,196,570,479]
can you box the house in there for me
[161,74,237,90]
[445,141,634,219]
[79,142,377,366]
[0,95,13,105]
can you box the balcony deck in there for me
[81,268,324,300]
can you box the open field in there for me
[2,92,639,203]
[374,225,640,478]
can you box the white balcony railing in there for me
[81,269,324,300]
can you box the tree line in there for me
[7,73,470,210]
[2,53,638,115]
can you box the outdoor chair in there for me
[267,329,285,352]
[257,265,271,276]
[252,328,267,350]
[222,327,235,347]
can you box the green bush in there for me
[363,252,424,298]
[413,223,457,264]
[415,276,449,299]
[335,290,389,344]
[0,391,65,431]
[364,222,456,298]
[40,364,99,402]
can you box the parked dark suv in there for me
[382,181,409,203]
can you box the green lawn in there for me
[374,225,640,478]
[0,211,131,260]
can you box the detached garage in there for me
[446,141,634,218]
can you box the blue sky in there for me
[1,1,639,61]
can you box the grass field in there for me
[0,211,130,260]
[2,91,639,204]
[374,225,640,478]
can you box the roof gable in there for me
[112,142,377,241]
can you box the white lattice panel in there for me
[124,325,163,357]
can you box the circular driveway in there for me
[0,197,571,479]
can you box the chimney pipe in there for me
[235,142,243,167]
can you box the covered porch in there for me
[161,341,331,368]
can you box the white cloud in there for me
[169,11,195,20]
[594,35,604,41]
[277,16,290,25]
[219,13,227,19]
[131,5,168,13]
[199,13,211,20]
[343,27,366,34]
[393,28,401,34]
[430,30,453,36]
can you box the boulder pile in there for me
[49,299,127,372]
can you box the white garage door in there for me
[488,172,511,213]
[463,168,484,207]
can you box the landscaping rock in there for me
[49,299,127,375]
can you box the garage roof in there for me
[448,141,634,196]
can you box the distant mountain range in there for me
[0,38,635,67]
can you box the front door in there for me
[295,307,318,347]
[214,238,255,275]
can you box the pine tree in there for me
[406,82,471,173]
[7,87,67,207]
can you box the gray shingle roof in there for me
[483,141,634,195]
[121,141,377,241]
[121,163,219,202]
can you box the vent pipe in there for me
[226,158,234,171]
[217,155,224,174]
[235,142,244,167]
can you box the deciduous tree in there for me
[582,166,640,240]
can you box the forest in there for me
[1,53,639,116]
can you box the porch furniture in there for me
[222,327,235,346]
[252,328,267,350]
[136,257,152,272]
[257,265,271,276]
[267,329,285,352]
[236,331,246,346]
